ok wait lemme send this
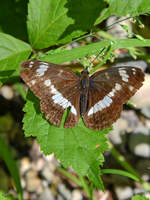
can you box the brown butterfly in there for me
[20,60,144,130]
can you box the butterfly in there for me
[20,60,145,130]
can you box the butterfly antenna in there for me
[105,16,131,31]
[87,47,106,71]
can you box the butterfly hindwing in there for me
[20,60,81,128]
[83,67,144,130]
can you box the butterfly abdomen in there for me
[79,69,90,116]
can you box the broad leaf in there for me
[0,33,32,83]
[23,90,110,188]
[96,0,150,24]
[27,0,106,49]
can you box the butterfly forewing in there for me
[20,60,80,128]
[83,67,144,130]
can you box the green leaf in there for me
[132,195,149,200]
[95,0,150,24]
[14,83,27,101]
[23,90,110,188]
[27,0,106,49]
[0,190,15,200]
[0,136,23,200]
[0,0,28,41]
[0,33,32,83]
[41,38,150,64]
[101,169,140,182]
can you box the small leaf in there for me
[23,90,110,187]
[0,33,31,71]
[27,0,106,49]
[0,33,32,83]
[0,136,23,200]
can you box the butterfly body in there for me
[79,69,90,116]
[21,60,144,130]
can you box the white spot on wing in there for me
[88,82,123,116]
[44,79,51,86]
[41,62,49,66]
[119,68,129,82]
[88,95,112,116]
[29,61,34,68]
[122,77,128,82]
[71,106,77,115]
[31,80,36,85]
[115,83,122,91]
[108,89,115,97]
[129,85,134,91]
[52,93,61,100]
[51,84,77,115]
[51,85,58,94]
[108,92,114,97]
[105,96,112,104]
[102,97,110,107]
[36,64,48,76]
[53,95,64,104]
[98,101,105,110]
[87,107,93,116]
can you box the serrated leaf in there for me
[96,0,150,24]
[23,90,110,187]
[27,0,106,49]
[0,33,32,83]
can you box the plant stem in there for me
[109,142,150,191]
[89,42,114,74]
[57,167,95,199]
[79,175,93,200]
[57,167,82,187]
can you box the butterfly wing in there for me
[83,67,145,130]
[20,60,80,128]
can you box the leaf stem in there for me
[57,167,95,199]
[89,42,114,74]
[79,175,94,199]
[57,167,82,187]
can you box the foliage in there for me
[131,194,150,200]
[0,33,31,84]
[0,136,23,200]
[0,0,150,197]
[0,190,15,200]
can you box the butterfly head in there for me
[80,67,90,90]
[81,67,89,75]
